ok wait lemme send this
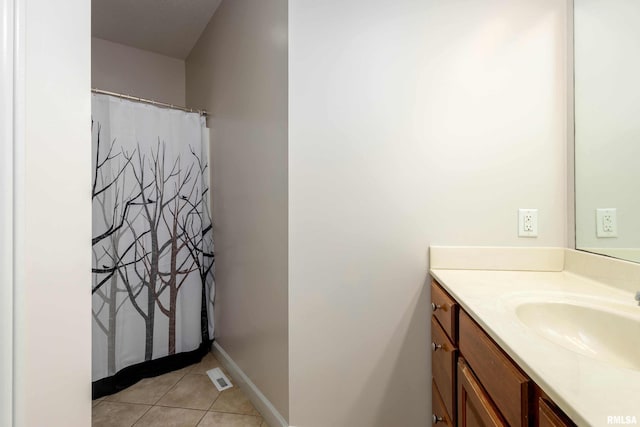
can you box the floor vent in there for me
[207,367,233,392]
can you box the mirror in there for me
[574,0,640,263]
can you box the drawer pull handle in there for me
[432,414,444,424]
[431,302,441,312]
[431,342,442,352]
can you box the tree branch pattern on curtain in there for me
[91,94,214,385]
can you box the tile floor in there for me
[92,353,269,427]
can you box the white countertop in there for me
[429,247,640,427]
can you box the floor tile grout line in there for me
[100,372,183,406]
[208,389,223,410]
[91,401,153,427]
[195,411,264,427]
[131,405,209,427]
[151,403,215,411]
[94,400,152,409]
[153,373,221,410]
[129,404,154,427]
[175,368,190,380]
[194,409,209,427]
[151,373,186,406]
[208,390,261,415]
[208,408,262,417]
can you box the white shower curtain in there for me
[91,94,214,394]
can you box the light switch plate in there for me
[518,209,538,237]
[596,208,618,237]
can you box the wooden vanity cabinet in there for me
[430,279,575,427]
[431,281,458,424]
[433,379,454,426]
[432,317,457,419]
[458,358,506,427]
[458,310,530,426]
[431,280,457,338]
[534,389,575,427]
[538,399,572,427]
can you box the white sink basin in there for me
[514,299,640,371]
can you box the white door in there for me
[0,0,14,425]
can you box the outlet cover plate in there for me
[518,208,538,237]
[596,208,618,238]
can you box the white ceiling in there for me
[92,0,222,59]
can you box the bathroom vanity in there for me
[429,247,640,427]
[431,278,574,426]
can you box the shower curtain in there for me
[91,94,214,397]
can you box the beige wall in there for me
[289,1,568,426]
[186,0,289,421]
[92,37,186,106]
[13,0,92,425]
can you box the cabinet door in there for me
[432,380,454,426]
[432,317,457,420]
[459,310,529,426]
[539,398,574,427]
[458,359,507,427]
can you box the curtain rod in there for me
[91,88,210,117]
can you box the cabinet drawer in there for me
[459,310,530,426]
[432,380,453,426]
[432,317,457,420]
[431,280,457,341]
[539,397,575,427]
[458,358,507,427]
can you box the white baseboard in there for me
[212,342,289,427]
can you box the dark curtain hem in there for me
[92,339,214,399]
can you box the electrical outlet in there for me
[518,209,538,237]
[596,208,617,237]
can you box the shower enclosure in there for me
[91,93,215,397]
